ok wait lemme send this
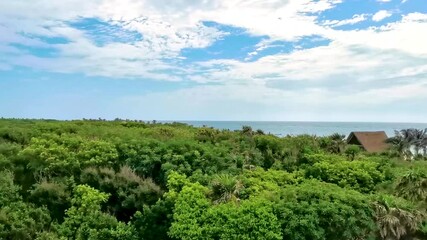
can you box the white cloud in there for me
[372,10,392,21]
[193,11,427,83]
[3,3,426,87]
[1,0,427,121]
[0,0,343,44]
[322,14,369,27]
[329,13,427,56]
[176,12,427,116]
[0,0,343,79]
[196,50,425,102]
[377,0,391,2]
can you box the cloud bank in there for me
[1,0,427,121]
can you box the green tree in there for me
[21,134,118,178]
[345,145,361,161]
[304,154,385,193]
[132,171,189,240]
[58,185,135,240]
[0,202,51,240]
[80,166,163,221]
[321,133,347,154]
[0,171,51,240]
[386,129,416,160]
[395,169,427,202]
[168,182,210,240]
[0,171,20,206]
[29,180,71,222]
[276,180,375,240]
[254,135,285,169]
[204,198,282,240]
[241,125,254,136]
[411,129,427,158]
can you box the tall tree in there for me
[412,129,427,158]
[386,129,416,160]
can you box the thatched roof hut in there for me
[347,131,389,153]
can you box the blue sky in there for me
[1,0,427,122]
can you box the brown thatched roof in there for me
[347,131,389,153]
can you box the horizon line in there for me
[1,117,427,125]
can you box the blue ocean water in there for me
[171,121,427,137]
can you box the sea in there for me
[167,121,427,137]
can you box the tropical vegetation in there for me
[0,118,426,240]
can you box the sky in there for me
[1,0,427,122]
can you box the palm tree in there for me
[329,133,346,154]
[396,169,427,202]
[411,129,427,158]
[211,174,244,204]
[419,128,427,158]
[387,128,427,160]
[241,125,253,136]
[373,197,422,240]
[386,129,416,161]
[255,129,265,135]
[422,138,427,158]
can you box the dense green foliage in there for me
[0,119,426,239]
